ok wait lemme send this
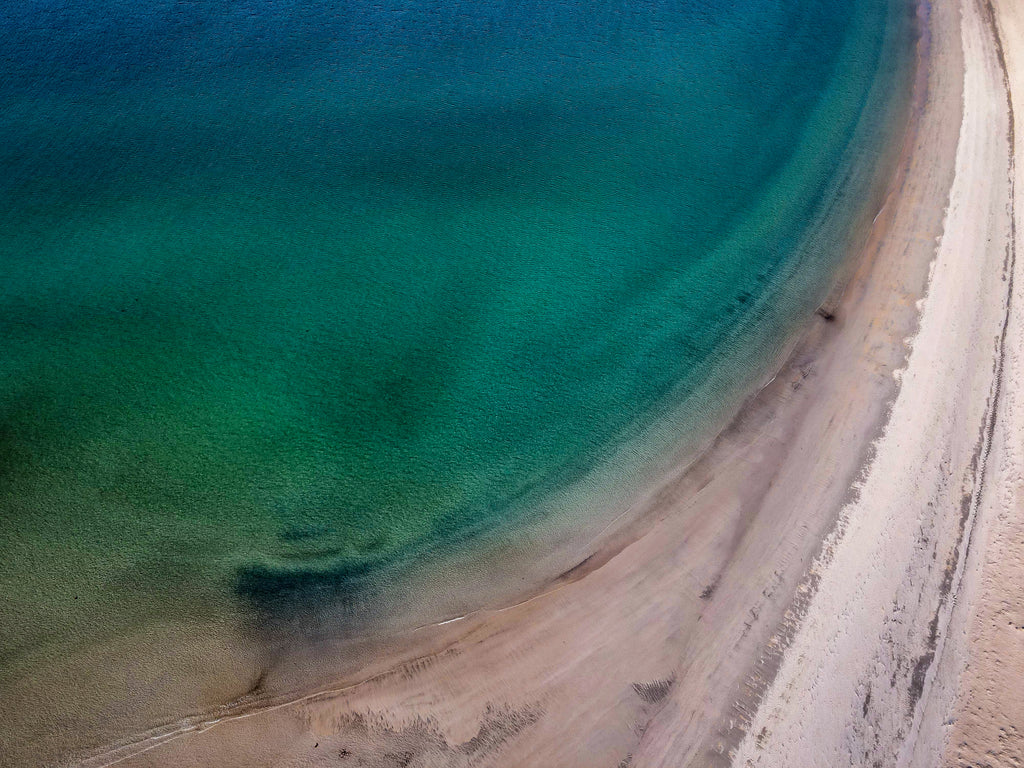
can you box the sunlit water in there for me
[0,0,914,762]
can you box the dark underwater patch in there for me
[234,557,379,619]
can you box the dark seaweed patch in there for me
[234,557,378,618]
[632,677,675,704]
[907,651,934,713]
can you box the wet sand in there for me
[67,0,1024,764]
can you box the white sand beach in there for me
[735,0,1021,763]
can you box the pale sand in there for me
[926,0,1024,765]
[734,0,1019,763]
[68,0,1021,765]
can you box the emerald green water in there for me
[0,0,914,758]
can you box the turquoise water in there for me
[0,0,913,759]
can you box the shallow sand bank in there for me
[67,0,1003,765]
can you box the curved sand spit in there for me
[71,0,1022,765]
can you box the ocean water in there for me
[0,0,913,760]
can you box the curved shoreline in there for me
[0,3,927,765]
[55,0,993,764]
[235,0,920,645]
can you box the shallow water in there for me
[0,0,913,760]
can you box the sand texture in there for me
[928,0,1024,765]
[64,0,1024,765]
[734,0,1020,763]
